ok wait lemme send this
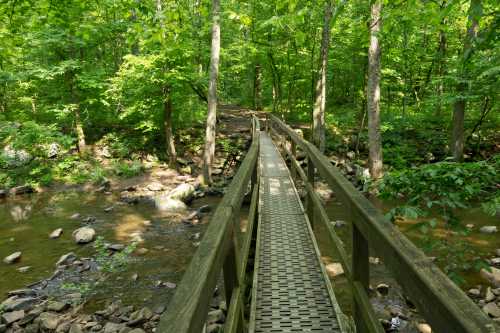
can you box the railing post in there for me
[223,224,245,331]
[353,222,370,333]
[265,113,269,133]
[306,156,315,228]
[290,140,297,180]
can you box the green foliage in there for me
[93,236,137,273]
[482,195,500,216]
[379,155,499,227]
[111,160,143,178]
[60,282,93,298]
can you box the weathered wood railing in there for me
[268,115,496,333]
[158,116,260,333]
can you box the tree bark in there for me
[253,62,262,111]
[202,0,221,185]
[367,0,383,179]
[74,105,87,154]
[163,85,177,166]
[436,24,447,116]
[312,0,333,153]
[451,0,482,161]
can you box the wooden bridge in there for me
[158,116,496,333]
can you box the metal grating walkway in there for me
[250,133,343,333]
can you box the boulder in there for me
[0,189,7,198]
[206,309,225,324]
[479,226,497,234]
[103,322,125,333]
[127,307,153,326]
[325,263,344,278]
[485,287,495,302]
[7,289,36,297]
[39,312,60,330]
[1,145,31,167]
[147,182,164,191]
[56,252,77,266]
[47,143,60,158]
[0,297,35,311]
[69,324,83,333]
[167,183,195,202]
[1,310,25,325]
[480,267,500,287]
[55,321,71,333]
[72,227,96,244]
[9,185,34,196]
[483,302,500,318]
[17,266,31,273]
[128,329,145,333]
[107,244,125,251]
[155,197,187,213]
[3,252,22,264]
[468,288,481,297]
[50,228,63,239]
[417,323,432,333]
[47,301,68,312]
[490,258,500,266]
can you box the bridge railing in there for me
[268,115,495,333]
[158,116,260,333]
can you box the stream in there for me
[1,187,498,331]
[0,190,221,313]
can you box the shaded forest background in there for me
[0,0,498,188]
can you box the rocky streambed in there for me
[0,168,233,333]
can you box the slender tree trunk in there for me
[74,106,86,153]
[253,62,262,110]
[436,25,447,116]
[312,0,333,153]
[367,0,383,179]
[68,70,86,154]
[163,85,177,166]
[451,0,481,161]
[202,0,221,185]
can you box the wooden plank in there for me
[158,118,260,333]
[352,282,385,333]
[306,158,315,228]
[157,206,233,333]
[224,286,244,333]
[270,115,495,333]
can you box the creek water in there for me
[0,190,221,312]
[314,192,499,331]
[1,188,497,328]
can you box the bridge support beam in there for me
[306,158,315,228]
[353,223,370,332]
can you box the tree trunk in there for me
[253,62,262,111]
[451,0,482,161]
[202,0,221,185]
[312,0,333,153]
[68,70,86,154]
[367,1,383,179]
[74,106,87,153]
[163,85,177,166]
[436,25,447,116]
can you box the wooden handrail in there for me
[269,115,495,333]
[157,116,260,333]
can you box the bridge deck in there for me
[249,133,344,333]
